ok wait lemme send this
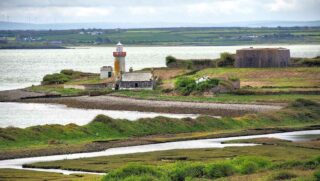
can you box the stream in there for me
[0,129,319,175]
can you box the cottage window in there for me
[135,83,139,88]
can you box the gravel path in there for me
[0,89,283,116]
[75,95,282,112]
[22,95,283,116]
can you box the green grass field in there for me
[111,67,320,104]
[1,27,320,46]
[35,27,320,45]
[0,169,101,181]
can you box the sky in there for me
[0,0,319,24]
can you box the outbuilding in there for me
[100,66,113,79]
[235,47,290,68]
[119,72,155,90]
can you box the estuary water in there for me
[0,45,319,90]
[0,102,199,128]
[0,130,319,175]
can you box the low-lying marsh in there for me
[24,138,320,180]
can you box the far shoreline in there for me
[1,43,320,50]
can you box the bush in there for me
[102,164,165,181]
[228,76,239,82]
[166,56,177,66]
[218,52,235,67]
[303,156,320,169]
[290,99,319,108]
[42,73,71,84]
[174,77,196,96]
[60,69,75,76]
[167,162,205,181]
[205,162,236,179]
[231,156,271,174]
[314,169,320,181]
[301,58,320,66]
[195,78,220,92]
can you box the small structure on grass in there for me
[119,72,155,90]
[235,47,290,68]
[100,66,113,79]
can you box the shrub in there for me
[166,56,177,66]
[167,162,205,181]
[270,171,297,180]
[205,162,236,179]
[290,98,319,108]
[60,69,84,79]
[42,73,71,84]
[314,169,320,181]
[303,156,320,170]
[228,76,239,82]
[218,52,235,67]
[195,78,220,92]
[231,156,271,174]
[60,69,75,76]
[102,164,165,181]
[174,77,196,96]
[274,160,303,169]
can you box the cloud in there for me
[186,0,255,16]
[0,0,319,23]
[267,0,296,11]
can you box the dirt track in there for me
[21,95,283,116]
[0,89,283,116]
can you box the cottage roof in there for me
[121,72,153,82]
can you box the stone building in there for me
[119,72,154,90]
[235,47,290,68]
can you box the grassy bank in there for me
[25,138,320,180]
[111,67,320,104]
[171,67,320,88]
[112,90,320,104]
[0,99,319,152]
[0,169,101,181]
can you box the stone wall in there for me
[64,83,113,90]
[167,59,217,70]
[235,48,290,68]
[119,81,154,90]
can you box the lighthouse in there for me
[113,42,126,77]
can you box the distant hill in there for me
[0,20,319,30]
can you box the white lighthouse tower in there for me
[113,42,126,77]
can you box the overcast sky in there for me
[0,0,319,24]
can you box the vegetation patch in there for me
[0,99,319,152]
[291,56,320,67]
[99,156,320,181]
